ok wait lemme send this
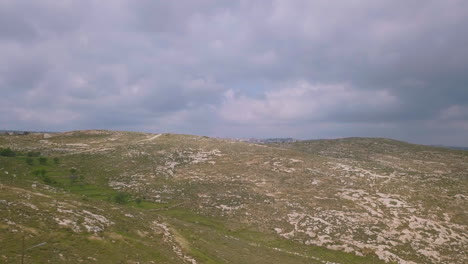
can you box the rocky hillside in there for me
[1,131,467,263]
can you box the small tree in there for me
[53,157,60,164]
[38,157,48,165]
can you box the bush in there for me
[32,169,46,177]
[69,168,79,184]
[39,169,47,177]
[32,170,40,177]
[26,157,34,166]
[0,148,16,157]
[69,174,78,184]
[27,151,41,157]
[135,197,143,205]
[43,175,52,184]
[114,193,129,204]
[38,157,48,165]
[32,168,55,184]
[42,175,57,185]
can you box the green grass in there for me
[159,208,225,230]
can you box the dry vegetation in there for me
[1,131,467,263]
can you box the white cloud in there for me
[220,80,399,124]
[0,0,467,145]
[437,105,468,121]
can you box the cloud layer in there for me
[1,0,467,145]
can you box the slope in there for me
[1,131,466,263]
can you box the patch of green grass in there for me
[135,200,173,209]
[159,208,225,230]
[67,184,118,200]
[188,247,224,264]
[159,207,387,264]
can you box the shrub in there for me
[135,197,143,205]
[69,174,78,184]
[42,175,57,185]
[27,151,41,157]
[38,157,48,165]
[0,148,16,157]
[43,176,52,184]
[39,169,47,177]
[26,157,34,166]
[114,193,129,204]
[32,170,41,177]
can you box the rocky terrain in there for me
[1,130,467,263]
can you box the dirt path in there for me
[137,134,162,143]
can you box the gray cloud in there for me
[1,0,467,146]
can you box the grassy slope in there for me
[0,132,386,264]
[2,132,467,263]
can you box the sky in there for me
[1,0,468,146]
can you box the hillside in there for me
[1,131,467,264]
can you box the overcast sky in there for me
[1,0,467,146]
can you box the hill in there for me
[1,131,467,263]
